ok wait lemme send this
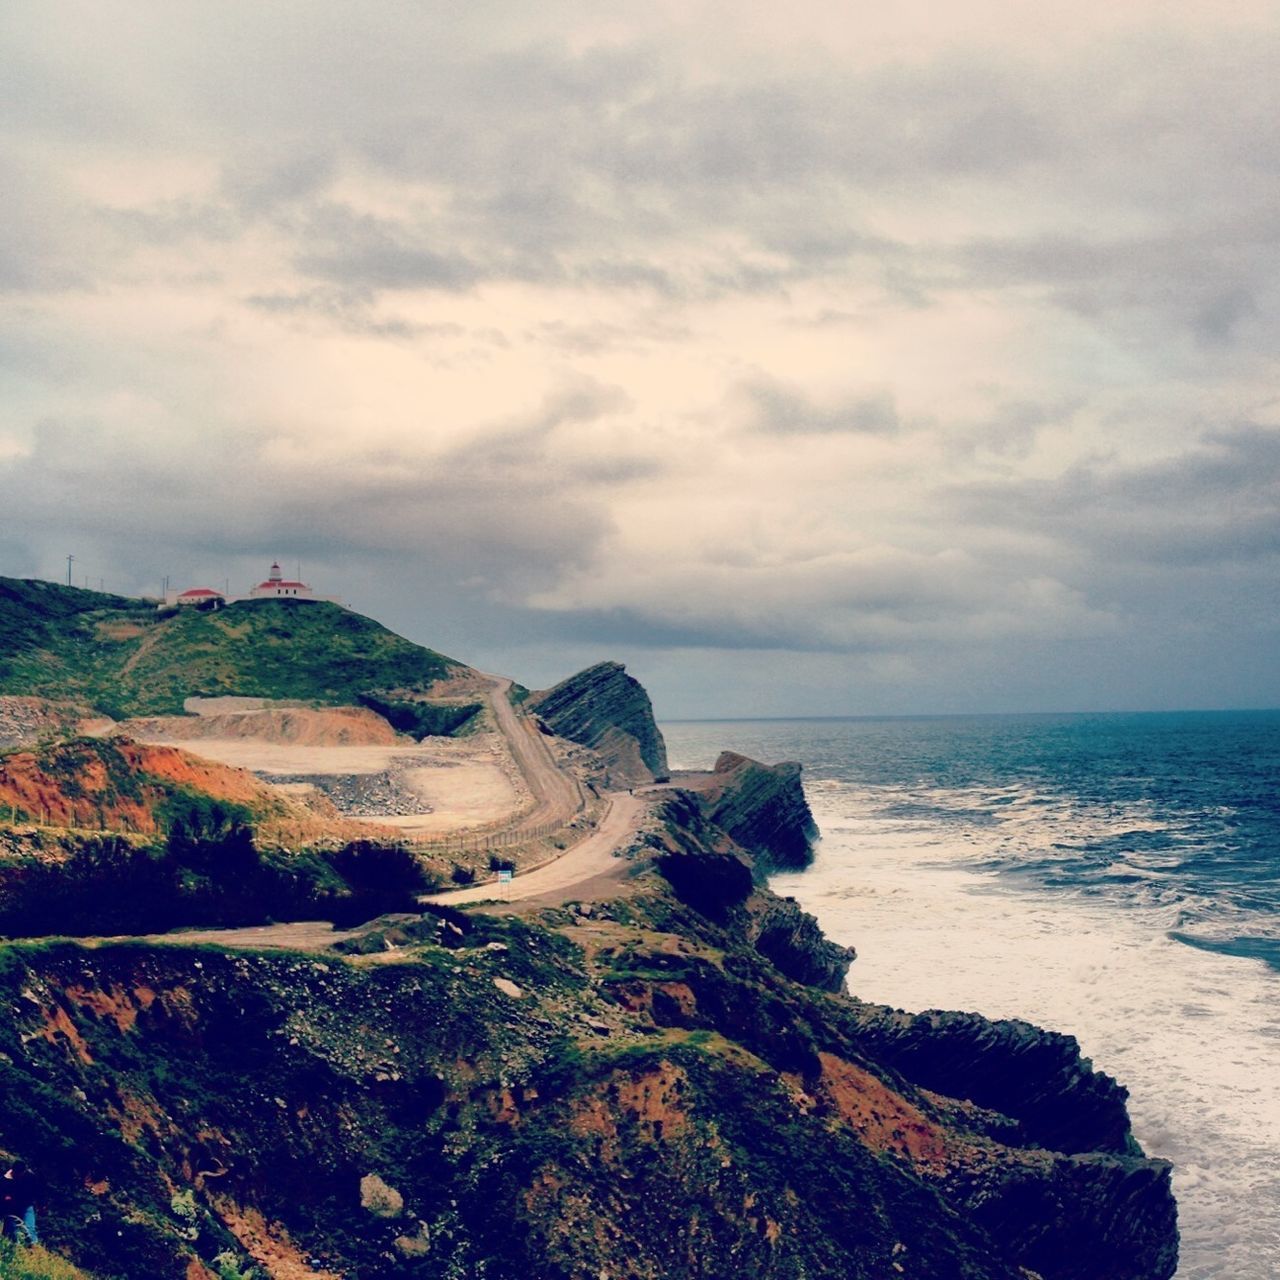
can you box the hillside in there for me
[0,736,293,836]
[0,768,1178,1280]
[0,577,462,717]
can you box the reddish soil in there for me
[122,706,402,748]
[0,736,410,846]
[0,740,280,834]
[806,1052,951,1170]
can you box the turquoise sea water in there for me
[662,711,1280,1280]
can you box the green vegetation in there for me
[0,577,461,717]
[2,736,285,834]
[0,1241,96,1280]
[0,825,450,937]
[357,692,481,738]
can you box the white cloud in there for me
[1,2,1278,712]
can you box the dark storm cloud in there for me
[952,229,1275,349]
[243,290,428,340]
[293,205,483,292]
[501,605,888,654]
[0,370,647,601]
[220,149,337,217]
[947,426,1280,568]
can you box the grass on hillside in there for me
[0,1240,95,1280]
[0,578,460,717]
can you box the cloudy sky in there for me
[2,2,1278,716]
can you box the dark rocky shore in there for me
[0,743,1178,1279]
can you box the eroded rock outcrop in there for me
[846,1005,1139,1156]
[747,894,855,992]
[0,695,92,750]
[529,661,668,787]
[698,750,818,869]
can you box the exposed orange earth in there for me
[0,737,386,843]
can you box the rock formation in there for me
[0,626,1179,1278]
[847,1006,1141,1156]
[529,660,669,787]
[698,749,819,869]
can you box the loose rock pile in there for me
[267,764,432,817]
[0,697,82,751]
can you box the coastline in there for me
[755,771,1279,1280]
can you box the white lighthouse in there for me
[247,560,320,601]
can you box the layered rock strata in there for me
[529,661,669,787]
[696,749,819,869]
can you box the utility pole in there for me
[66,554,74,586]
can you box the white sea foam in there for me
[769,784,1280,1279]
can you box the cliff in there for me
[529,661,669,787]
[0,643,1178,1277]
[0,867,1177,1280]
[697,749,819,870]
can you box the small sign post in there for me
[496,868,513,899]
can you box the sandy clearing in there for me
[129,732,527,833]
[359,760,524,834]
[184,696,278,715]
[125,705,401,746]
[139,921,361,950]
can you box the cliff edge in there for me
[695,749,819,869]
[0,643,1178,1279]
[529,660,669,787]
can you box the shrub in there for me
[357,694,480,739]
[163,795,259,879]
[327,842,428,895]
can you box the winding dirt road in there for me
[433,790,645,906]
[147,675,645,949]
[477,674,585,834]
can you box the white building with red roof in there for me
[247,561,320,601]
[174,586,225,608]
[160,561,339,610]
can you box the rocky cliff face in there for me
[0,737,1177,1279]
[0,874,1177,1280]
[746,893,855,992]
[698,750,819,870]
[848,1005,1140,1157]
[529,661,669,787]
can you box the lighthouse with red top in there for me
[247,561,320,601]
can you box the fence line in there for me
[410,818,569,855]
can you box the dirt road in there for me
[432,790,645,906]
[68,674,641,952]
[141,792,646,951]
[478,674,585,833]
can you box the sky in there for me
[2,1,1278,717]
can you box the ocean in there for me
[661,711,1280,1280]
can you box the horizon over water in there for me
[662,709,1280,1280]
